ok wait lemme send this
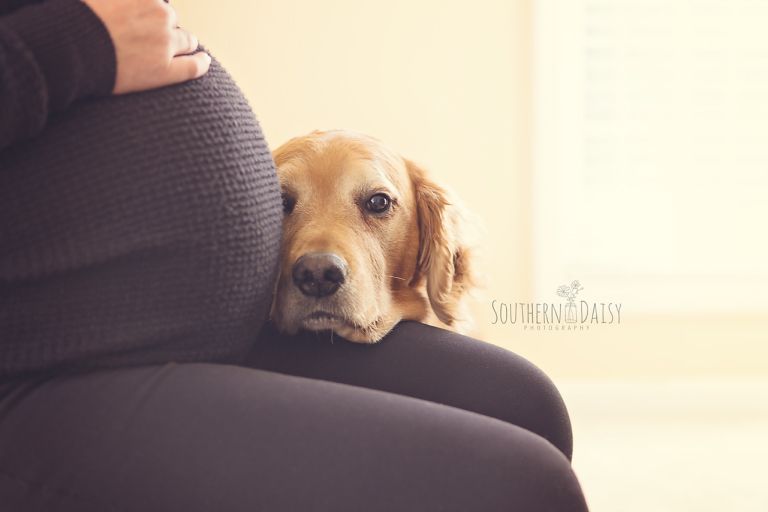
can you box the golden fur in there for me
[270,130,476,343]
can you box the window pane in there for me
[533,0,768,312]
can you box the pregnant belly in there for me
[0,57,282,377]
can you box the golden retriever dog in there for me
[270,130,477,343]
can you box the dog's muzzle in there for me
[291,252,348,298]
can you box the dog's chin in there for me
[332,322,385,344]
[300,311,351,332]
[287,310,390,344]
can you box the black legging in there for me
[0,321,588,511]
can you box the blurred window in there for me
[532,0,768,312]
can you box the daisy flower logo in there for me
[557,280,583,323]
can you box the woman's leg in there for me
[246,321,574,459]
[0,363,587,512]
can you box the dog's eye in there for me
[282,193,296,215]
[365,193,392,214]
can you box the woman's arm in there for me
[0,0,210,153]
[0,0,115,151]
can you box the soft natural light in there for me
[533,0,768,313]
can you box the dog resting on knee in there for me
[270,130,477,343]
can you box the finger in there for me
[171,28,199,56]
[164,52,211,85]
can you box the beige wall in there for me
[176,1,766,379]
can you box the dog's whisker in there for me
[386,275,406,281]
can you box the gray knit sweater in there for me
[0,0,283,379]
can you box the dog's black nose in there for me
[292,252,348,297]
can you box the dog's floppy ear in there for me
[405,158,475,327]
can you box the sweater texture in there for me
[0,0,283,380]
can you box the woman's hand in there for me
[82,0,211,94]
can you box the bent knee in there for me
[502,353,574,459]
[470,423,588,511]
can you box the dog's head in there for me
[271,130,476,342]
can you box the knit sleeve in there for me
[0,0,116,153]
